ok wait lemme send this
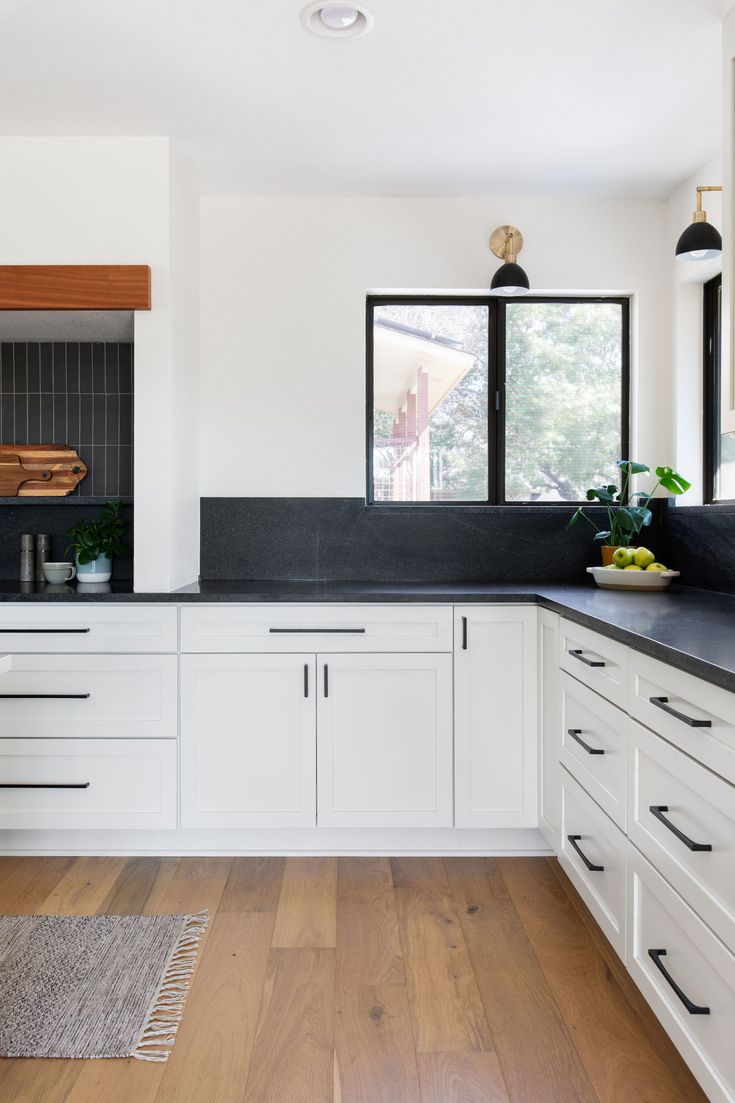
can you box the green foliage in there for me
[66,500,131,565]
[567,460,691,547]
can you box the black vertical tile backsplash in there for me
[0,341,133,497]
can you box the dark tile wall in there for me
[659,502,735,594]
[0,501,134,580]
[200,497,616,583]
[0,341,133,496]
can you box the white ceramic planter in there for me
[76,553,112,583]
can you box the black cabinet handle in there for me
[0,628,90,634]
[649,806,712,852]
[269,628,366,634]
[568,728,605,756]
[303,664,309,698]
[323,664,329,697]
[647,949,710,1015]
[0,782,90,789]
[567,834,604,871]
[461,616,468,650]
[0,694,90,700]
[568,649,605,668]
[649,697,711,728]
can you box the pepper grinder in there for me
[35,533,50,583]
[19,534,34,583]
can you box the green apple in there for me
[633,547,655,568]
[646,562,668,572]
[624,564,643,570]
[612,547,633,568]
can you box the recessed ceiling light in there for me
[301,2,374,38]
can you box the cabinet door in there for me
[181,654,316,828]
[316,653,453,827]
[454,606,538,828]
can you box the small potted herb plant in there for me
[67,500,131,583]
[567,460,690,564]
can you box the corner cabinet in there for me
[454,605,538,828]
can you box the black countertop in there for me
[0,579,733,693]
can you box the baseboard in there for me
[0,826,552,857]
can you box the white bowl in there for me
[586,566,680,591]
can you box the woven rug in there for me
[0,911,208,1061]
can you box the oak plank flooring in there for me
[334,985,421,1103]
[243,948,335,1103]
[391,858,493,1054]
[0,855,710,1103]
[445,857,599,1103]
[271,857,338,948]
[336,858,404,986]
[500,857,708,1103]
[417,1053,510,1103]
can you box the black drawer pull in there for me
[567,834,604,871]
[568,728,605,755]
[568,649,605,668]
[648,949,710,1015]
[649,696,711,728]
[303,664,309,698]
[323,664,329,697]
[0,782,90,789]
[0,694,90,700]
[0,628,90,634]
[461,616,468,650]
[649,806,712,852]
[269,628,366,634]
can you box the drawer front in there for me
[559,619,628,708]
[629,651,735,785]
[180,604,454,654]
[560,766,628,957]
[629,719,735,955]
[0,738,177,829]
[0,655,177,740]
[0,605,177,653]
[628,851,735,1103]
[560,670,628,829]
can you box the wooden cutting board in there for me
[0,445,88,496]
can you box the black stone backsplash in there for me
[659,503,735,594]
[0,501,134,580]
[0,341,133,496]
[200,497,616,583]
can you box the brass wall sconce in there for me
[490,225,530,294]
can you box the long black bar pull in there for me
[304,664,309,698]
[649,697,712,728]
[568,728,605,756]
[461,616,468,650]
[324,664,329,698]
[648,949,710,1015]
[0,782,90,789]
[649,805,712,852]
[568,649,605,668]
[0,694,91,700]
[567,834,604,872]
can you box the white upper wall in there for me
[199,195,672,499]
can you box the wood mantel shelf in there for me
[0,265,151,310]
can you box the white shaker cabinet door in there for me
[454,606,538,828]
[316,652,453,828]
[180,654,316,828]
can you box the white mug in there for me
[43,561,76,584]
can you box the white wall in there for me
[199,196,672,498]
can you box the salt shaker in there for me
[35,533,50,582]
[19,534,34,583]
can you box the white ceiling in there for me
[0,0,727,198]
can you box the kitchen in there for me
[0,2,733,1101]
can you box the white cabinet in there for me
[316,652,453,828]
[454,606,538,828]
[539,608,561,846]
[181,654,316,828]
[0,604,177,653]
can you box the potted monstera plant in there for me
[567,460,690,564]
[67,499,131,583]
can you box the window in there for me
[703,273,735,502]
[367,295,629,504]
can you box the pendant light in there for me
[490,225,530,294]
[675,186,722,262]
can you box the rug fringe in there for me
[130,910,209,1062]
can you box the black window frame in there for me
[366,293,631,506]
[703,273,728,504]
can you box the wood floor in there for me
[0,855,707,1103]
